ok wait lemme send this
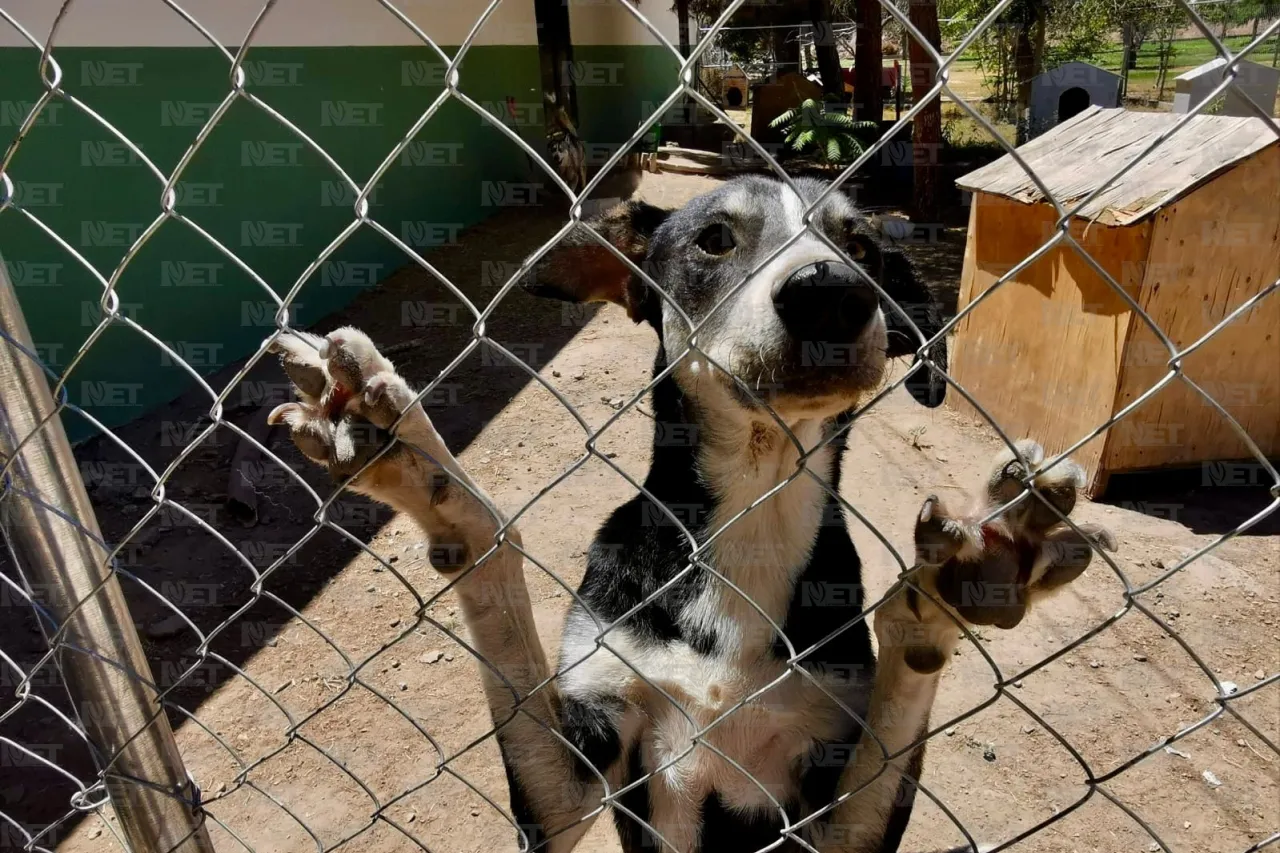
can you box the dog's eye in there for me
[695,224,736,256]
[842,219,869,261]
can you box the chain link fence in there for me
[0,0,1277,851]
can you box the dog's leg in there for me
[825,442,1117,853]
[266,328,612,852]
[820,572,957,853]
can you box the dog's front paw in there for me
[879,442,1118,674]
[264,328,436,494]
[914,440,1118,631]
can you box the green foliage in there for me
[768,98,880,163]
[937,0,1205,109]
[939,0,1112,74]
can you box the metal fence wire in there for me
[0,0,1278,851]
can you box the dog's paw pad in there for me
[267,331,328,401]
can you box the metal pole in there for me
[0,259,215,853]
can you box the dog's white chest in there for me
[638,643,853,813]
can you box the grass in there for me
[1116,33,1278,71]
[941,31,1280,109]
[702,30,1277,161]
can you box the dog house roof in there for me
[1175,55,1280,83]
[956,106,1279,226]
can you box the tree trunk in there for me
[533,0,577,123]
[1120,23,1134,99]
[908,0,942,220]
[810,0,846,99]
[855,0,884,120]
[774,27,803,78]
[671,0,694,149]
[1155,36,1171,101]
[677,0,691,58]
[1012,10,1037,143]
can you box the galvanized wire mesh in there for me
[0,0,1278,852]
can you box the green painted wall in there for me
[571,45,680,151]
[0,44,676,442]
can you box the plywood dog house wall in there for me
[952,107,1280,496]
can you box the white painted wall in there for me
[0,1,681,49]
[569,1,680,47]
[0,1,537,48]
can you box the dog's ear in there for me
[523,201,669,324]
[878,248,948,408]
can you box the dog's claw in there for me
[919,495,936,523]
[262,330,426,488]
[266,402,301,427]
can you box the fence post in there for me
[0,258,215,853]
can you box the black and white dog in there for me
[265,176,1117,853]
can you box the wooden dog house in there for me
[721,64,749,108]
[951,106,1280,496]
[750,72,823,145]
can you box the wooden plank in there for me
[948,192,1152,490]
[956,109,1279,227]
[1103,144,1280,474]
[956,198,979,319]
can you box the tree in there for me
[533,0,585,192]
[1008,0,1048,143]
[810,0,848,96]
[533,0,577,124]
[1110,0,1186,101]
[908,0,943,218]
[691,0,808,77]
[1253,0,1280,38]
[939,0,1142,126]
[854,0,885,120]
[1150,5,1186,101]
[691,0,857,83]
[676,0,692,57]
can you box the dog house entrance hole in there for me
[726,86,744,107]
[1058,87,1091,122]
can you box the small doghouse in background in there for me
[1173,57,1280,117]
[952,106,1280,496]
[1027,62,1122,139]
[720,64,749,108]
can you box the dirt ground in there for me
[3,171,1276,853]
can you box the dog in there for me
[264,175,1117,853]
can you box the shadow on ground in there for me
[0,198,600,847]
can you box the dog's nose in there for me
[772,261,878,342]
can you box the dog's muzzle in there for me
[772,261,879,345]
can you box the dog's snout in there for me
[772,261,878,343]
